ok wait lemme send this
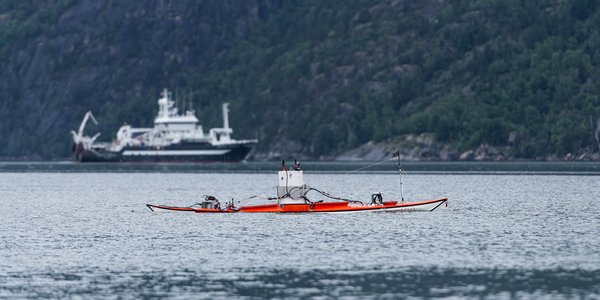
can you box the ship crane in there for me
[71,111,101,150]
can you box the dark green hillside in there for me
[193,0,600,159]
[0,0,73,58]
[1,0,599,160]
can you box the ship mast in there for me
[158,88,170,119]
[222,103,230,130]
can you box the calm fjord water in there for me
[1,162,599,299]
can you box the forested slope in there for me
[1,0,599,160]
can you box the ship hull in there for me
[145,198,449,213]
[77,142,254,162]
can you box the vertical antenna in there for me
[395,149,404,202]
[175,89,178,111]
[184,89,188,112]
[181,89,186,112]
[189,90,193,112]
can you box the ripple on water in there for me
[1,267,599,299]
[0,171,599,298]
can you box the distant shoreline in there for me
[1,160,599,176]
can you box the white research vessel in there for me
[71,89,257,162]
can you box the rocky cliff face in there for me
[0,0,280,159]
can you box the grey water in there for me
[1,162,599,299]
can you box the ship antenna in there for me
[181,89,186,112]
[393,149,404,202]
[182,89,187,112]
[175,89,178,110]
[189,90,194,112]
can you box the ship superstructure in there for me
[71,89,257,162]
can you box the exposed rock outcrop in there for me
[459,144,506,161]
[335,134,460,161]
[335,141,390,161]
[336,135,513,161]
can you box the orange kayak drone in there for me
[147,160,448,214]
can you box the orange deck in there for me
[237,198,447,213]
[147,198,448,213]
